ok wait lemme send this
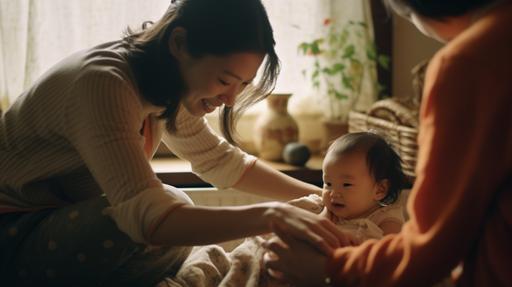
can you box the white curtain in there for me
[261,0,330,114]
[0,0,170,112]
[262,0,377,115]
[0,0,375,114]
[330,0,378,115]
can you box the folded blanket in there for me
[160,237,287,287]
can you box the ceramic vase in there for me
[253,93,299,161]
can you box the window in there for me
[0,0,390,155]
[0,0,384,111]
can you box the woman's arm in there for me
[150,202,275,246]
[233,160,322,200]
[161,108,321,200]
[150,200,345,254]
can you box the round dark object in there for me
[283,142,311,166]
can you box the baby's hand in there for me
[344,232,363,246]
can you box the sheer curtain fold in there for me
[0,0,170,112]
[327,0,378,114]
[0,0,375,114]
[0,0,29,112]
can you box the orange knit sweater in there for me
[328,3,512,286]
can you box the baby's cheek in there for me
[323,191,334,206]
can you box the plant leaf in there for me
[342,44,355,59]
[378,55,390,70]
[312,70,320,80]
[310,39,324,55]
[366,44,377,60]
[332,63,345,73]
[342,74,354,90]
[334,91,349,100]
[322,67,333,75]
[298,42,309,55]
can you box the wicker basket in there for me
[348,111,418,177]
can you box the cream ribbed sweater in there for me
[0,41,256,243]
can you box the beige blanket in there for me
[159,237,287,287]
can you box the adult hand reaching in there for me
[262,203,351,255]
[262,228,331,287]
[262,204,360,286]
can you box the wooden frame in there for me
[371,0,393,97]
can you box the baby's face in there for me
[321,151,383,220]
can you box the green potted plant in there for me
[298,18,390,148]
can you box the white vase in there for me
[253,94,299,161]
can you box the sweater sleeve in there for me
[161,107,257,189]
[327,49,512,286]
[63,68,186,243]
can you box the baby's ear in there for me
[374,179,389,201]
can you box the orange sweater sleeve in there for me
[327,13,512,286]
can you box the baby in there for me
[289,131,408,244]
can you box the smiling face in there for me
[179,52,263,116]
[322,150,386,220]
[169,27,265,117]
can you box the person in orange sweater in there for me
[263,0,512,286]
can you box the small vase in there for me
[253,93,299,161]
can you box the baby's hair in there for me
[326,131,407,205]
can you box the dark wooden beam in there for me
[371,0,393,98]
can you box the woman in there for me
[0,0,343,285]
[264,0,512,286]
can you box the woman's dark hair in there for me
[327,131,407,206]
[382,0,498,19]
[122,0,280,143]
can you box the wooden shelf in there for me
[151,155,324,188]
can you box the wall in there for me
[392,15,443,100]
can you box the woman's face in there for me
[321,151,385,220]
[179,52,264,117]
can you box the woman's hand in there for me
[262,233,331,287]
[263,203,351,255]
